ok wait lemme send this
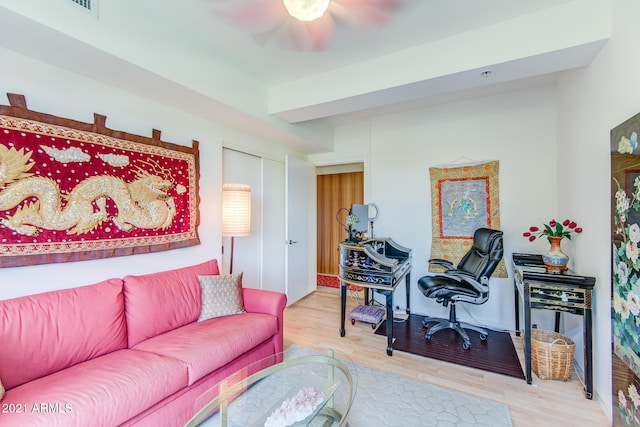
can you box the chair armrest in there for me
[445,272,490,293]
[444,269,475,278]
[428,258,455,270]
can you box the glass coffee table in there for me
[185,348,355,427]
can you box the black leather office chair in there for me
[417,228,504,349]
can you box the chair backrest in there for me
[457,228,504,280]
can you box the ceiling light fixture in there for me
[283,0,330,22]
[214,0,404,51]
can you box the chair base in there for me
[422,316,489,350]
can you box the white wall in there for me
[371,87,559,323]
[0,47,291,300]
[313,122,373,202]
[315,71,615,417]
[313,86,559,328]
[556,0,639,419]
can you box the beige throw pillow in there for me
[198,273,245,321]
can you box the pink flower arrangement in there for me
[523,219,583,242]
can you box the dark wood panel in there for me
[316,172,363,275]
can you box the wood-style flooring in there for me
[283,290,610,427]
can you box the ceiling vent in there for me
[67,0,98,17]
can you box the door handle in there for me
[288,240,298,245]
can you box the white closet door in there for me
[223,149,286,293]
[262,158,286,294]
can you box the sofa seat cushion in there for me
[0,349,188,427]
[133,313,278,385]
[0,278,127,390]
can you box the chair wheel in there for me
[425,334,432,341]
[480,334,487,340]
[463,341,471,350]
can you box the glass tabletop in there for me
[185,348,356,427]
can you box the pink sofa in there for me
[0,259,287,426]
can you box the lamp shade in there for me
[222,184,251,237]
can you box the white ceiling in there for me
[0,0,610,154]
[160,0,568,84]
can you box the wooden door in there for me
[316,172,363,275]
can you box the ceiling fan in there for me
[210,0,405,51]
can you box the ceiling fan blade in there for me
[209,0,288,32]
[263,15,336,51]
[330,0,404,25]
[293,14,336,51]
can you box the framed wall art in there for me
[0,94,200,267]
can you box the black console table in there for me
[512,253,596,399]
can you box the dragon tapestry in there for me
[428,160,506,277]
[0,94,200,267]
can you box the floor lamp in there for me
[222,183,251,274]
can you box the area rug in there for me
[317,273,362,291]
[317,273,341,288]
[375,314,525,380]
[199,345,512,427]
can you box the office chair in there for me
[417,228,504,349]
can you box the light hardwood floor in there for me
[283,290,610,427]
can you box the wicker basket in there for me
[531,329,575,381]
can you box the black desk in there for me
[512,253,596,399]
[338,239,412,356]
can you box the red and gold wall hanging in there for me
[428,160,506,277]
[0,94,200,267]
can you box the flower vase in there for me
[542,236,569,273]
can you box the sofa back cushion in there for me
[0,278,127,390]
[124,259,220,347]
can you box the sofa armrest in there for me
[242,288,287,354]
[243,288,287,316]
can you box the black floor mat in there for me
[375,314,525,379]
